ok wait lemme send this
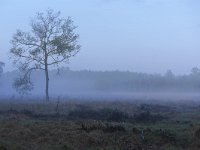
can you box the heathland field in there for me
[0,98,199,150]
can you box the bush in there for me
[103,124,126,133]
[134,111,165,123]
[68,108,132,122]
[107,109,131,122]
[80,121,126,133]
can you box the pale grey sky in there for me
[0,0,200,74]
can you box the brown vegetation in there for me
[0,100,198,150]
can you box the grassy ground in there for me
[0,99,199,150]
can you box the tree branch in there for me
[19,54,45,65]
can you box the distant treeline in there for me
[49,67,200,92]
[1,67,200,94]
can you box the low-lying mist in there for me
[0,67,200,101]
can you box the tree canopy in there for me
[10,9,80,100]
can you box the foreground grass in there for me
[0,99,199,150]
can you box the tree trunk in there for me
[44,53,49,101]
[45,64,49,101]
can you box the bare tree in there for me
[10,9,80,101]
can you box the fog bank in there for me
[0,68,200,101]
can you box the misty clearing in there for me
[0,1,200,150]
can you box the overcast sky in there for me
[0,0,200,74]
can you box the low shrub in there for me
[134,111,166,123]
[68,108,132,122]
